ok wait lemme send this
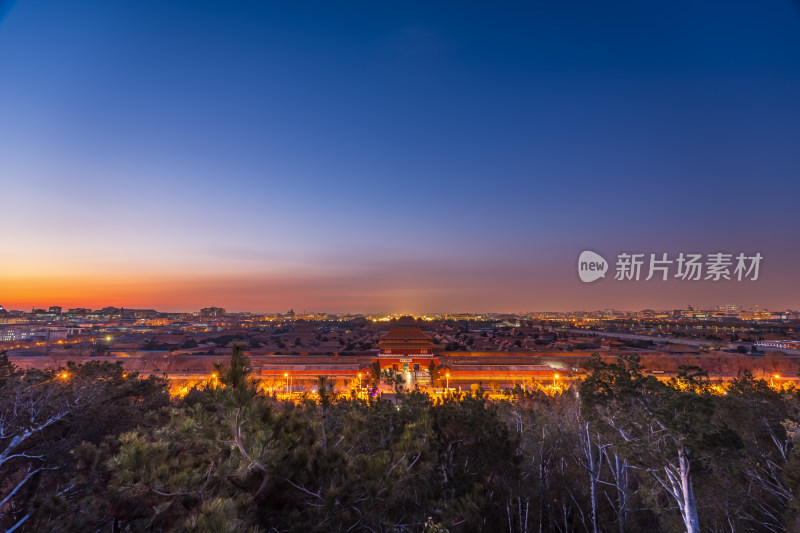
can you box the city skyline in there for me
[2,1,799,312]
[0,301,792,317]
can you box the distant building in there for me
[377,321,437,373]
[47,328,69,341]
[755,340,800,350]
[0,326,68,342]
[117,308,159,319]
[662,343,702,355]
[200,307,226,317]
[49,306,62,315]
[0,305,7,316]
[390,315,423,329]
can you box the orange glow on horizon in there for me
[3,261,790,314]
[0,270,477,313]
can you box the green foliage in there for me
[370,360,380,387]
[429,360,441,387]
[0,358,169,531]
[11,348,800,532]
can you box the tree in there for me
[0,357,168,531]
[316,375,334,453]
[429,361,441,387]
[581,356,742,533]
[370,361,380,388]
[79,344,294,531]
[718,371,795,531]
[20,348,800,532]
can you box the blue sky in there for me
[1,0,799,312]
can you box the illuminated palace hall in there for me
[253,315,564,389]
[376,315,438,373]
[257,316,446,387]
[372,317,558,387]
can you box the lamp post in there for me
[554,373,559,388]
[358,372,362,392]
[772,374,780,387]
[285,372,290,394]
[446,372,450,391]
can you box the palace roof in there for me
[378,327,436,351]
[379,328,433,341]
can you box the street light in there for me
[358,372,362,391]
[285,372,290,393]
[772,374,780,387]
[446,372,450,391]
[554,373,559,388]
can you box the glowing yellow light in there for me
[775,374,780,379]
[555,374,559,379]
[60,372,68,379]
[284,373,288,377]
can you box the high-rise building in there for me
[200,306,226,317]
[49,306,62,315]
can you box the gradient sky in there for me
[1,0,799,313]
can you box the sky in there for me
[1,0,799,313]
